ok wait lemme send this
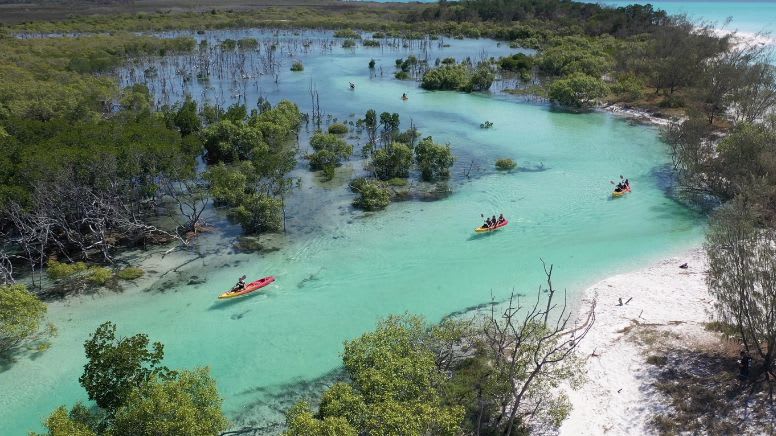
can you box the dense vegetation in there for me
[286,268,593,435]
[33,322,228,436]
[4,0,776,433]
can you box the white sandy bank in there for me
[560,247,714,435]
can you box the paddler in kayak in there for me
[497,213,505,225]
[230,275,247,293]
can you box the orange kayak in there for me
[218,276,275,299]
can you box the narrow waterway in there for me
[1,30,705,434]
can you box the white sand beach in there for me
[561,248,716,435]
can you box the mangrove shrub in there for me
[548,73,609,108]
[415,137,455,181]
[351,178,392,211]
[0,284,53,354]
[370,142,413,180]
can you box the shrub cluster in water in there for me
[495,158,517,171]
[290,61,304,72]
[421,62,495,92]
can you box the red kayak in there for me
[475,219,509,233]
[218,276,275,299]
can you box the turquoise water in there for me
[0,31,705,434]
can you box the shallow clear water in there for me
[1,31,705,434]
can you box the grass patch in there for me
[117,267,144,280]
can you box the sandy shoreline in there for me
[561,246,715,435]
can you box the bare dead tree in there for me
[479,261,596,434]
[160,176,210,236]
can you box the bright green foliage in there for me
[117,267,144,281]
[327,123,348,134]
[414,136,455,181]
[32,405,97,436]
[495,158,518,170]
[363,39,380,47]
[342,39,356,49]
[230,195,284,234]
[538,36,614,77]
[87,267,113,286]
[308,132,353,170]
[285,401,358,436]
[548,73,609,108]
[204,162,250,205]
[421,63,493,92]
[0,284,52,354]
[351,178,392,211]
[79,321,174,413]
[421,64,471,91]
[290,61,304,72]
[467,64,495,92]
[370,143,413,180]
[247,100,303,148]
[286,315,465,435]
[110,368,228,436]
[201,120,268,163]
[204,162,285,234]
[47,260,88,280]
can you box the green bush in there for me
[47,259,87,280]
[548,73,609,108]
[334,29,361,39]
[342,39,356,49]
[370,142,413,180]
[421,64,471,91]
[611,74,644,101]
[415,136,455,181]
[229,195,283,234]
[363,40,380,47]
[0,283,52,354]
[328,123,349,134]
[421,63,493,92]
[394,71,410,80]
[368,59,376,69]
[495,158,518,171]
[322,165,336,181]
[117,267,144,281]
[237,38,258,50]
[290,61,304,72]
[351,179,392,211]
[220,39,237,50]
[499,53,534,73]
[308,132,353,170]
[87,267,113,286]
[372,32,385,39]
